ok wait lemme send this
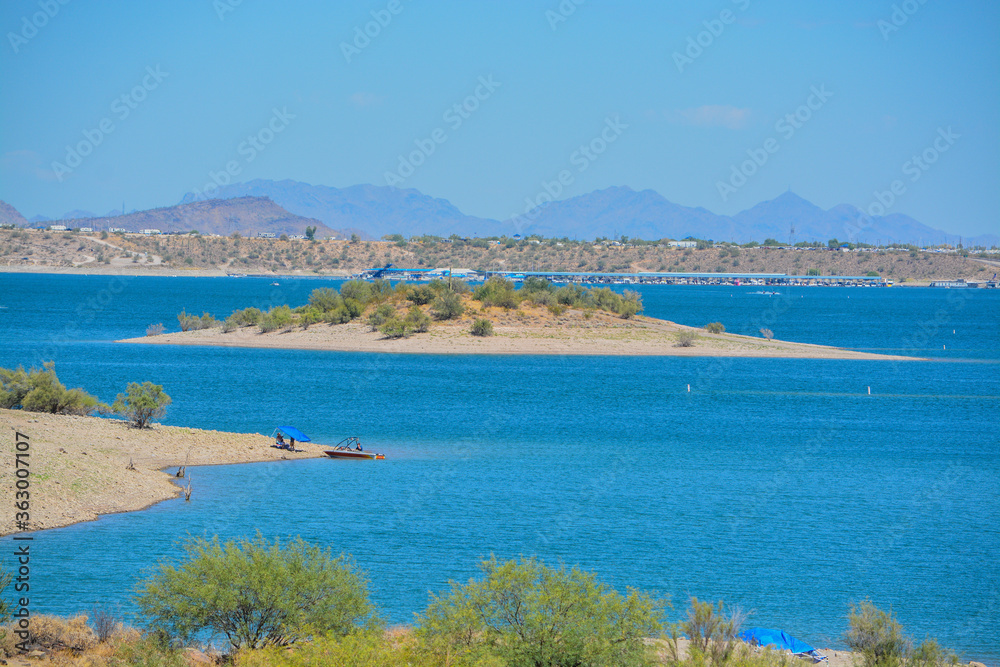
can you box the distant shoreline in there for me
[0,265,962,288]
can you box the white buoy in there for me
[943,344,946,350]
[687,384,691,392]
[867,386,871,395]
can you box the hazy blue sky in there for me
[1,1,997,235]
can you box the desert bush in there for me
[92,605,121,643]
[259,305,293,333]
[146,323,165,337]
[548,303,566,316]
[235,628,444,667]
[338,280,374,305]
[407,284,438,305]
[27,614,97,652]
[759,328,774,340]
[1,362,104,415]
[681,597,746,665]
[474,277,520,309]
[342,297,364,319]
[704,322,725,334]
[111,381,171,428]
[845,600,908,667]
[177,310,216,331]
[676,331,697,347]
[379,318,411,339]
[135,534,375,651]
[299,307,322,329]
[470,318,494,337]
[308,287,342,312]
[405,306,431,333]
[368,303,397,331]
[431,291,464,320]
[325,306,353,325]
[908,638,959,667]
[417,556,664,667]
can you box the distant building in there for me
[108,227,128,233]
[256,232,276,239]
[668,240,696,248]
[78,227,93,232]
[289,234,306,240]
[48,225,68,231]
[141,229,161,235]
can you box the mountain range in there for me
[4,179,995,247]
[6,197,349,239]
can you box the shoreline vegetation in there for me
[122,278,922,360]
[0,531,976,666]
[1,228,996,283]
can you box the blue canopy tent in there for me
[739,628,827,662]
[271,426,311,450]
[275,426,311,442]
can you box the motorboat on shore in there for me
[324,437,385,460]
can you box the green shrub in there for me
[704,322,725,334]
[135,534,375,651]
[342,297,364,319]
[675,330,697,347]
[259,305,293,333]
[235,629,442,667]
[325,306,353,325]
[308,287,342,312]
[470,318,494,337]
[404,306,431,333]
[177,310,216,331]
[845,600,908,667]
[681,597,745,665]
[417,556,664,667]
[299,307,322,329]
[1,362,105,415]
[407,284,438,305]
[473,277,520,309]
[111,381,171,428]
[368,303,397,331]
[431,291,464,320]
[378,318,411,339]
[339,280,374,305]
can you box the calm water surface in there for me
[0,274,997,661]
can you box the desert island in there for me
[120,277,920,361]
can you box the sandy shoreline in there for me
[120,313,922,361]
[1,409,324,536]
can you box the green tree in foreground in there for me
[136,535,376,651]
[112,381,171,428]
[417,556,666,667]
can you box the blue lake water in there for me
[1,273,998,662]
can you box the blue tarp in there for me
[275,426,311,442]
[739,628,815,654]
